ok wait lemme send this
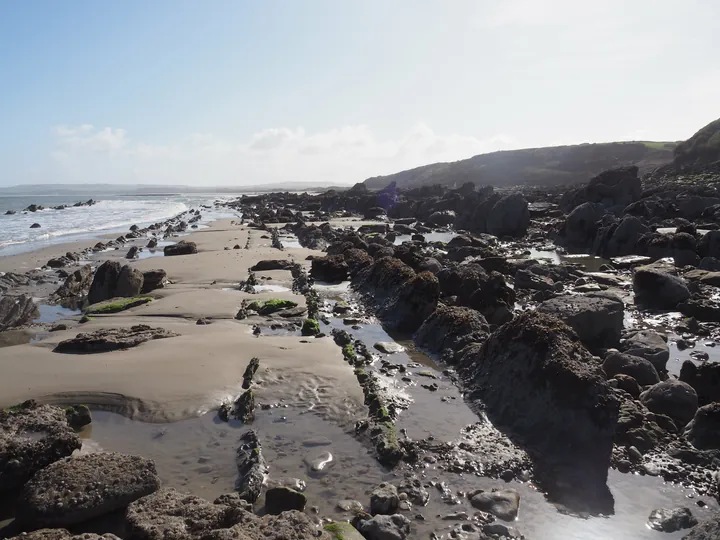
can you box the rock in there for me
[356,514,410,540]
[483,523,521,538]
[560,166,641,212]
[621,329,670,374]
[325,522,365,540]
[5,210,16,215]
[514,268,556,291]
[699,257,720,271]
[648,507,698,533]
[242,357,260,389]
[594,215,650,258]
[87,261,122,304]
[141,269,166,293]
[680,361,720,406]
[0,401,81,493]
[0,294,39,330]
[163,241,197,256]
[311,255,349,282]
[370,483,400,515]
[684,403,720,449]
[486,193,530,238]
[249,259,295,271]
[54,325,178,354]
[640,379,698,428]
[602,351,660,386]
[6,530,119,540]
[379,270,440,333]
[115,265,144,298]
[30,223,41,228]
[397,475,430,506]
[469,489,520,521]
[612,374,642,398]
[559,202,605,249]
[537,292,624,349]
[427,210,455,227]
[235,430,267,504]
[50,324,68,332]
[633,265,690,310]
[683,515,720,539]
[458,311,619,500]
[414,304,489,359]
[264,487,306,514]
[699,230,720,259]
[126,246,139,259]
[146,238,158,249]
[373,342,404,354]
[64,405,92,430]
[15,452,160,528]
[54,265,93,298]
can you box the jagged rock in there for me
[242,357,260,389]
[648,507,697,533]
[87,261,122,305]
[683,514,720,539]
[633,265,690,310]
[560,166,641,213]
[15,452,160,528]
[397,474,429,506]
[486,193,530,238]
[537,292,624,349]
[310,255,349,282]
[379,270,439,333]
[64,405,91,430]
[264,487,306,514]
[620,329,670,374]
[680,361,720,406]
[0,401,81,493]
[115,265,144,298]
[0,294,39,330]
[163,241,197,256]
[54,265,93,298]
[468,489,520,521]
[559,202,605,249]
[250,259,295,271]
[594,215,650,258]
[141,269,166,293]
[602,351,660,386]
[458,311,619,500]
[640,379,698,428]
[54,325,178,354]
[684,403,720,450]
[370,483,399,515]
[414,304,489,359]
[235,430,267,504]
[356,514,410,540]
[126,246,139,259]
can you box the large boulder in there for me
[620,330,670,375]
[53,265,93,299]
[0,294,39,331]
[559,202,605,249]
[683,515,720,540]
[602,351,660,386]
[640,379,698,428]
[310,255,349,282]
[414,304,489,360]
[141,269,167,293]
[54,325,178,354]
[699,230,720,259]
[593,215,649,258]
[379,271,439,333]
[537,292,624,349]
[115,265,144,298]
[486,193,530,238]
[163,241,197,256]
[250,260,295,271]
[15,453,160,528]
[679,361,720,406]
[468,489,520,521]
[633,265,690,310]
[0,401,81,493]
[560,166,641,213]
[356,514,410,540]
[458,311,619,498]
[684,403,720,450]
[87,261,122,305]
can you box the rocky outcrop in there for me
[0,294,39,330]
[0,401,81,493]
[558,202,605,250]
[53,265,93,299]
[620,329,669,375]
[560,166,641,213]
[141,269,167,293]
[115,265,144,298]
[15,453,160,528]
[87,261,122,305]
[54,325,178,354]
[310,255,349,282]
[684,403,720,450]
[414,304,489,360]
[458,311,619,503]
[250,260,295,271]
[537,292,624,350]
[633,265,690,310]
[682,515,720,540]
[163,241,197,256]
[485,193,530,238]
[235,430,267,504]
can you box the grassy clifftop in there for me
[363,141,676,190]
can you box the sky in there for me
[1,0,719,187]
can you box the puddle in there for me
[33,303,80,324]
[393,231,456,245]
[136,241,174,260]
[254,285,291,293]
[526,249,609,272]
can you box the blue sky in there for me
[1,0,719,186]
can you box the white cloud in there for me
[49,123,518,185]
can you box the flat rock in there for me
[469,489,520,521]
[163,241,197,256]
[250,259,294,271]
[54,325,179,354]
[373,342,405,354]
[324,522,365,540]
[15,452,160,528]
[0,401,81,493]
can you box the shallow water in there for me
[527,249,610,272]
[393,231,456,245]
[33,303,80,324]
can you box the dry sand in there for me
[0,219,363,422]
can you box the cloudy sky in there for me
[1,0,718,186]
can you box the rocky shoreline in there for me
[2,166,720,538]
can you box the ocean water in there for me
[0,193,239,257]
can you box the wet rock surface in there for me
[0,294,38,331]
[54,325,179,353]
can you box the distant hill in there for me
[673,117,720,168]
[363,141,676,190]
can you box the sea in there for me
[0,193,242,257]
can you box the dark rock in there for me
[611,374,642,398]
[427,210,455,227]
[648,507,697,533]
[30,223,41,228]
[5,210,16,215]
[680,361,720,406]
[6,530,119,539]
[537,292,624,349]
[163,241,197,256]
[146,238,158,249]
[54,325,178,354]
[603,351,660,386]
[264,487,306,514]
[683,515,720,539]
[560,166,641,213]
[414,304,489,360]
[633,265,690,310]
[0,294,39,330]
[486,193,530,238]
[356,514,410,540]
[559,202,605,249]
[88,261,122,305]
[54,265,93,298]
[64,405,91,430]
[684,403,720,449]
[242,357,260,389]
[468,489,520,521]
[141,269,166,293]
[621,329,670,374]
[115,265,144,298]
[235,430,267,504]
[0,401,81,493]
[458,311,619,503]
[594,215,649,258]
[15,452,160,528]
[397,475,430,506]
[370,483,399,515]
[310,255,349,282]
[249,259,294,271]
[50,324,68,332]
[699,230,720,259]
[126,246,139,259]
[640,379,698,428]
